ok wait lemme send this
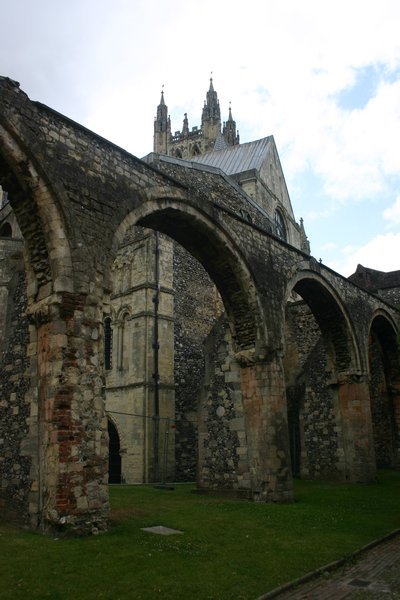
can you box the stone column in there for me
[238,352,293,503]
[336,374,376,482]
[390,382,400,468]
[35,291,109,534]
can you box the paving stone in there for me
[141,525,183,536]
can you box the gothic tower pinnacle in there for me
[223,102,240,146]
[154,87,171,154]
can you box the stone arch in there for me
[368,311,400,468]
[284,270,374,482]
[111,198,263,353]
[102,197,292,502]
[287,271,361,373]
[0,122,73,296]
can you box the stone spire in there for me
[155,88,169,132]
[223,102,240,147]
[202,77,221,125]
[201,77,222,152]
[154,87,171,154]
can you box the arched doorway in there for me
[368,314,400,468]
[108,418,122,484]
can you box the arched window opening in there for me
[0,222,12,237]
[368,316,399,468]
[108,418,122,484]
[116,311,129,370]
[104,317,113,370]
[274,209,287,242]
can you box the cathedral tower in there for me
[153,80,239,158]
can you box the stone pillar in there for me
[390,382,400,468]
[238,352,293,502]
[35,292,109,534]
[336,374,376,482]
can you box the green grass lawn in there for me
[1,470,399,600]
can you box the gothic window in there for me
[175,148,182,158]
[192,144,200,156]
[104,317,113,370]
[275,209,287,242]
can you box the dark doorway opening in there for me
[108,419,122,484]
[287,385,302,477]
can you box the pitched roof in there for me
[213,132,228,151]
[348,264,400,291]
[190,136,274,175]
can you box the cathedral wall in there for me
[105,230,175,483]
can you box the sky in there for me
[1,0,400,277]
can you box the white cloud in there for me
[328,232,400,276]
[1,0,400,273]
[383,196,400,226]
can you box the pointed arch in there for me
[286,270,361,373]
[109,198,265,354]
[0,122,73,296]
[368,311,400,468]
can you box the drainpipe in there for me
[152,232,160,482]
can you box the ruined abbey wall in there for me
[0,240,31,523]
[0,77,399,532]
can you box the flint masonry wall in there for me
[173,243,224,481]
[284,302,341,479]
[0,246,31,523]
[198,317,250,494]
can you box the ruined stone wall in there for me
[173,243,224,481]
[284,302,341,479]
[198,317,250,493]
[369,333,398,467]
[0,264,31,523]
[1,77,399,529]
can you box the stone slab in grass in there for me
[141,525,183,536]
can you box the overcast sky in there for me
[1,0,400,276]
